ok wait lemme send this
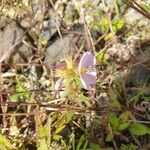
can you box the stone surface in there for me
[0,20,32,63]
[63,1,79,26]
[40,17,61,41]
[31,0,46,21]
[45,37,75,66]
[136,42,150,62]
[20,0,47,37]
[125,6,150,37]
[106,43,132,62]
[128,65,150,87]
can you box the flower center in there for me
[80,66,93,74]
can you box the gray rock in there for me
[125,6,150,36]
[106,43,132,62]
[31,0,46,20]
[22,0,47,37]
[20,17,33,28]
[0,20,32,63]
[128,65,150,87]
[136,42,150,62]
[45,37,75,66]
[40,18,61,41]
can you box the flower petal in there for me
[78,51,97,90]
[81,73,96,84]
[78,51,96,71]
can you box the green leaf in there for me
[9,94,19,101]
[76,135,87,150]
[82,139,88,150]
[36,116,48,139]
[118,122,130,131]
[79,94,91,107]
[66,112,74,123]
[69,132,75,150]
[55,125,66,134]
[112,19,125,33]
[9,82,30,101]
[65,76,72,93]
[119,111,136,123]
[108,87,121,109]
[116,19,125,29]
[28,30,38,42]
[104,32,115,41]
[129,123,149,136]
[109,114,119,128]
[36,117,49,150]
[120,143,137,150]
[90,143,102,150]
[45,115,52,149]
[38,127,47,139]
[96,16,109,31]
[0,133,13,150]
[106,124,113,142]
[37,138,48,150]
[75,77,81,86]
[147,126,150,134]
[53,134,62,141]
[96,52,109,64]
[101,16,109,30]
[38,37,48,46]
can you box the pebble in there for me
[0,20,32,63]
[128,65,150,87]
[45,37,75,66]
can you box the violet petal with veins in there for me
[78,51,97,90]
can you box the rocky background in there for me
[0,0,150,150]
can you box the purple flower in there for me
[78,51,97,90]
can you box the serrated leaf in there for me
[129,123,149,136]
[118,122,130,131]
[112,19,125,33]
